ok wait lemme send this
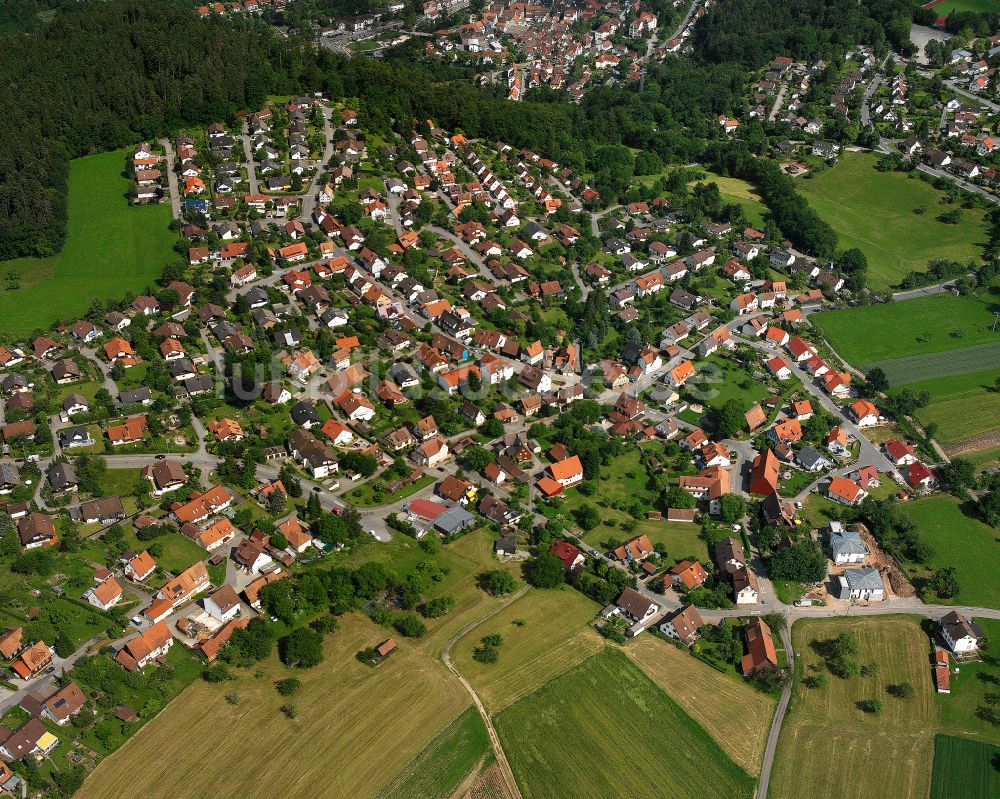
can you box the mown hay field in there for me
[76,615,471,799]
[770,617,936,799]
[450,586,605,713]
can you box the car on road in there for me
[794,599,814,607]
[155,454,166,460]
[131,615,144,626]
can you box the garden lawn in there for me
[495,648,755,799]
[931,735,1000,799]
[97,468,145,499]
[121,530,208,578]
[76,615,471,799]
[811,293,1000,368]
[344,474,436,507]
[686,356,772,417]
[0,148,176,335]
[900,496,1000,609]
[626,635,776,776]
[450,586,604,713]
[798,152,988,290]
[374,707,490,799]
[934,618,1000,745]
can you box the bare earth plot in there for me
[625,634,776,776]
[76,615,471,799]
[770,617,936,799]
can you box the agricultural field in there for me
[811,293,1000,368]
[897,365,1000,446]
[931,735,1000,799]
[450,586,604,712]
[494,649,756,799]
[76,615,472,799]
[900,496,1000,609]
[877,342,1000,388]
[773,614,1000,799]
[0,148,176,335]
[798,153,988,290]
[625,635,777,776]
[770,617,937,799]
[965,445,1000,472]
[374,708,490,799]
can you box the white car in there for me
[794,599,813,607]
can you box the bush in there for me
[275,678,302,696]
[280,703,297,719]
[473,632,502,663]
[888,681,914,699]
[473,644,499,663]
[202,663,235,683]
[394,613,427,638]
[480,569,516,597]
[858,698,882,714]
[279,627,324,669]
[803,673,827,689]
[527,552,566,588]
[750,667,790,693]
[420,596,456,618]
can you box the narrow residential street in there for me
[160,138,182,219]
[297,103,335,226]
[239,118,260,196]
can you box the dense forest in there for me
[0,0,913,261]
[693,0,915,67]
[0,0,86,36]
[0,1,313,259]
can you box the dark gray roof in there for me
[830,530,866,557]
[843,566,882,591]
[48,462,78,490]
[433,506,475,534]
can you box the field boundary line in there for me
[442,586,531,799]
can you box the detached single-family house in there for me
[836,566,885,602]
